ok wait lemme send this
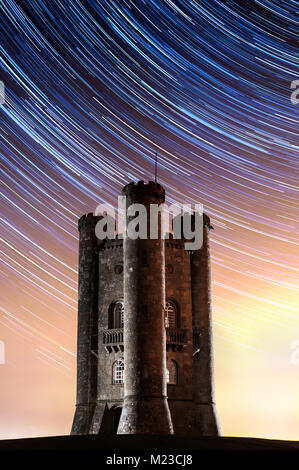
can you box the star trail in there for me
[0,0,298,439]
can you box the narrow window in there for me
[166,359,178,385]
[109,301,124,329]
[113,360,124,384]
[114,301,124,328]
[165,300,178,328]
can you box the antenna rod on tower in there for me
[155,151,158,183]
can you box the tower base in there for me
[192,403,221,436]
[117,396,173,435]
[71,403,96,435]
[168,400,220,436]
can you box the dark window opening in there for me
[108,301,124,329]
[113,407,122,434]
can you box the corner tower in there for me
[71,213,101,434]
[117,181,173,434]
[190,214,220,435]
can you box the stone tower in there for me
[71,181,220,436]
[117,182,173,434]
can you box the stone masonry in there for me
[71,181,220,436]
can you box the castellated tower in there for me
[71,213,101,434]
[71,181,220,436]
[117,182,173,434]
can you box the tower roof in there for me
[122,180,165,201]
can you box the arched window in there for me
[166,359,178,385]
[109,301,124,329]
[112,360,124,384]
[165,300,179,328]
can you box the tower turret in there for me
[190,213,220,435]
[71,213,101,435]
[117,181,173,434]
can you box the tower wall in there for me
[71,213,100,435]
[90,238,124,434]
[165,238,195,434]
[190,214,220,436]
[118,181,173,434]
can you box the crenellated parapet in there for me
[78,212,102,231]
[100,236,124,251]
[165,236,185,250]
[122,180,165,203]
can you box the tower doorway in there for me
[113,407,122,434]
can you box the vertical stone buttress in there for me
[117,181,173,434]
[190,213,220,436]
[71,213,100,435]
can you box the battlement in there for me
[122,180,165,201]
[100,235,124,251]
[165,234,185,250]
[172,212,214,234]
[78,212,102,231]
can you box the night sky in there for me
[0,0,298,439]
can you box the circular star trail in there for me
[0,0,298,439]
